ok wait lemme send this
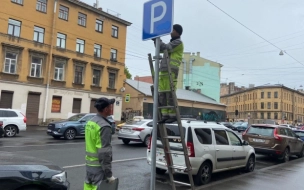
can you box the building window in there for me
[274,91,278,98]
[36,0,47,13]
[76,39,85,53]
[74,65,83,84]
[94,44,101,58]
[59,5,68,20]
[51,96,62,113]
[112,25,118,38]
[92,69,101,86]
[274,102,278,109]
[267,92,271,98]
[33,26,44,43]
[78,12,86,26]
[11,0,23,5]
[96,19,103,32]
[30,57,42,77]
[56,33,66,48]
[108,72,116,89]
[267,102,271,109]
[8,19,21,37]
[54,62,64,81]
[110,49,117,61]
[261,92,264,99]
[4,52,17,74]
[267,112,271,119]
[72,98,81,113]
[261,102,264,109]
[261,112,264,119]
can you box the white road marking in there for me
[62,157,146,169]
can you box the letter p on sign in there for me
[150,1,167,34]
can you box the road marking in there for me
[62,157,146,169]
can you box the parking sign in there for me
[142,0,173,41]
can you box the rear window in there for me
[0,110,18,117]
[195,129,212,144]
[247,125,274,137]
[157,124,185,143]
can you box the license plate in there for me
[253,138,265,143]
[122,129,131,132]
[47,129,52,132]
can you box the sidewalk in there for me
[194,157,304,190]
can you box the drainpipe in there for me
[43,0,58,123]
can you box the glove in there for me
[107,176,116,183]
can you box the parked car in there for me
[117,116,145,131]
[47,113,115,140]
[293,130,304,141]
[220,122,234,129]
[0,121,4,138]
[0,108,27,137]
[0,151,69,190]
[280,124,296,129]
[242,124,304,162]
[235,122,248,132]
[147,120,256,185]
[118,119,153,146]
[231,121,243,130]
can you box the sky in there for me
[83,0,304,90]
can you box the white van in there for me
[147,120,255,185]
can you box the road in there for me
[0,129,299,190]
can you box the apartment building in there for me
[0,0,131,125]
[220,84,304,124]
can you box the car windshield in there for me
[241,122,248,126]
[295,131,304,137]
[68,114,86,121]
[247,126,274,137]
[233,122,243,126]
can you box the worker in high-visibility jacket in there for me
[84,97,116,190]
[153,24,184,123]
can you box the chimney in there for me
[197,52,200,57]
[98,7,102,11]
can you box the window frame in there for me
[267,112,271,119]
[8,19,21,37]
[54,61,65,81]
[30,57,42,78]
[51,96,62,113]
[267,92,271,98]
[36,0,47,13]
[78,12,87,27]
[59,5,69,20]
[92,68,101,86]
[74,65,84,84]
[261,92,264,99]
[108,71,116,89]
[11,0,23,5]
[33,26,45,43]
[214,130,229,145]
[227,131,242,146]
[112,25,118,38]
[274,91,278,98]
[95,19,103,32]
[56,33,66,49]
[194,128,213,145]
[76,38,85,53]
[4,52,18,74]
[274,102,278,109]
[72,98,82,113]
[267,102,271,109]
[110,48,117,61]
[94,44,101,58]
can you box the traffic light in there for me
[235,110,238,116]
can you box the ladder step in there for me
[173,180,191,186]
[166,151,184,155]
[169,165,187,170]
[163,136,181,140]
[158,106,175,109]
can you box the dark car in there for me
[47,113,115,140]
[294,130,304,141]
[0,152,69,190]
[220,122,234,129]
[0,121,4,137]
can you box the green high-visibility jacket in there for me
[85,114,113,179]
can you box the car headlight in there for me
[51,171,67,183]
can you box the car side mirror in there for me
[242,140,249,146]
[296,135,300,139]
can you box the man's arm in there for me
[153,38,182,53]
[97,126,113,178]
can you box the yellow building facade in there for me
[220,84,304,124]
[0,0,131,125]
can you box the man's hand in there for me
[107,176,116,183]
[151,38,156,41]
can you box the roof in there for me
[126,79,224,106]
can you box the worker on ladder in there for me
[152,24,184,123]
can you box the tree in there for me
[124,67,132,79]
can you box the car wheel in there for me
[122,139,130,145]
[194,162,212,185]
[156,168,166,175]
[281,148,290,162]
[4,125,17,137]
[143,135,150,147]
[297,146,304,158]
[64,128,76,140]
[52,136,61,140]
[245,155,255,172]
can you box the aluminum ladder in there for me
[148,50,195,190]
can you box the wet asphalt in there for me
[0,128,302,190]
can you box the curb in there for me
[191,157,304,190]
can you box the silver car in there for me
[118,119,153,146]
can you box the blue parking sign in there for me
[142,0,173,41]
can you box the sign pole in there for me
[150,37,161,190]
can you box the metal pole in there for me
[150,37,160,190]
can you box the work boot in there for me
[165,117,177,123]
[158,116,169,124]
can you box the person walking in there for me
[152,24,184,123]
[84,97,116,190]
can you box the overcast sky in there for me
[84,0,304,90]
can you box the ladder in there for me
[148,50,195,190]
